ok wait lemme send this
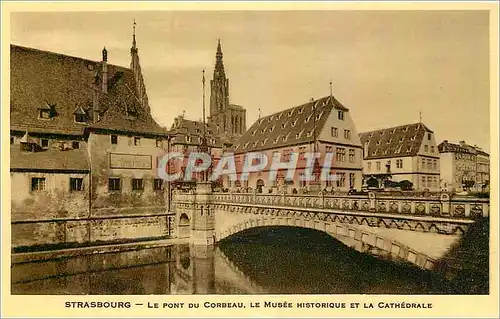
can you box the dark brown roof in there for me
[10,45,167,137]
[168,116,223,148]
[359,123,433,159]
[438,141,486,155]
[233,95,349,153]
[10,145,90,172]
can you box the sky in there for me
[10,10,491,151]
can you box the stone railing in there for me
[206,192,489,219]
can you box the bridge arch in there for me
[215,209,439,271]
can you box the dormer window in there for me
[39,109,50,119]
[307,131,313,137]
[74,106,87,123]
[298,107,304,114]
[305,115,311,123]
[315,112,323,120]
[273,136,280,144]
[291,120,298,127]
[288,110,293,117]
[270,125,275,132]
[41,139,49,149]
[244,142,249,148]
[75,113,87,123]
[281,123,287,129]
[39,102,57,120]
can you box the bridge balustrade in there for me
[196,191,489,220]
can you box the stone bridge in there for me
[172,182,489,271]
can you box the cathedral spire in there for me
[213,39,226,80]
[131,19,137,54]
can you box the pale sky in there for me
[10,10,490,151]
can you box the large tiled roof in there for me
[10,45,167,137]
[233,95,349,153]
[359,122,433,160]
[10,145,90,172]
[168,116,223,148]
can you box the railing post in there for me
[368,191,376,211]
[440,193,451,216]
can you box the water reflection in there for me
[12,227,452,295]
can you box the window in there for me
[376,162,381,171]
[338,110,344,120]
[344,129,351,140]
[133,137,141,146]
[349,173,356,189]
[39,109,50,119]
[367,162,372,171]
[336,172,346,187]
[336,147,345,162]
[75,113,86,123]
[156,139,162,147]
[331,127,338,137]
[10,136,14,144]
[132,178,144,191]
[72,141,80,149]
[111,135,118,144]
[349,149,355,163]
[70,178,84,191]
[427,133,431,141]
[396,159,403,168]
[326,146,333,153]
[41,139,49,148]
[424,145,428,152]
[154,179,163,190]
[108,178,121,191]
[31,177,46,192]
[430,146,435,153]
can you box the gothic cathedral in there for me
[208,40,246,145]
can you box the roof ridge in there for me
[258,94,347,120]
[11,44,130,70]
[360,122,432,135]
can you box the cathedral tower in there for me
[208,40,246,145]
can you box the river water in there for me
[12,227,453,295]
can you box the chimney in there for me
[459,140,466,147]
[102,47,108,93]
[443,140,448,143]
